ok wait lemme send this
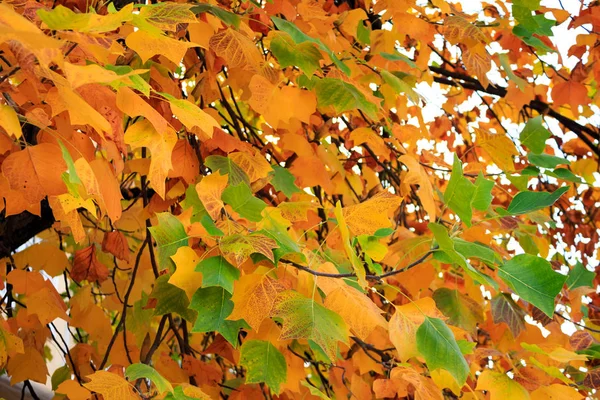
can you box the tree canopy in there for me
[0,0,599,398]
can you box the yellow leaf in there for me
[443,15,489,46]
[323,284,387,340]
[463,43,491,89]
[138,2,197,31]
[389,298,443,362]
[475,370,529,400]
[126,30,194,65]
[230,152,272,182]
[531,384,583,400]
[342,191,401,236]
[12,242,69,277]
[350,127,389,160]
[27,286,70,324]
[228,273,286,331]
[56,379,92,400]
[0,104,21,139]
[197,172,228,220]
[124,119,177,199]
[390,367,443,400]
[117,86,169,134]
[398,154,437,220]
[475,129,518,172]
[334,201,367,288]
[169,246,203,299]
[6,347,48,385]
[209,28,263,70]
[167,97,219,138]
[219,233,278,266]
[63,62,148,89]
[83,371,139,400]
[0,324,23,369]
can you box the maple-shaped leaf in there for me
[240,340,287,394]
[476,370,529,400]
[229,152,272,182]
[491,293,527,338]
[269,31,322,76]
[228,273,286,331]
[196,255,240,294]
[37,4,133,32]
[342,191,401,236]
[83,371,138,400]
[71,245,109,284]
[219,233,277,266]
[102,230,130,262]
[149,212,189,271]
[552,80,588,117]
[189,286,248,346]
[272,290,349,361]
[389,297,443,362]
[222,183,267,222]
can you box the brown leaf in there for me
[72,245,109,284]
[569,330,594,351]
[102,231,130,262]
[584,368,600,389]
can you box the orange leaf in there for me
[6,347,48,385]
[398,154,437,220]
[1,143,67,203]
[196,171,228,220]
[56,379,92,400]
[342,191,401,236]
[102,231,130,262]
[228,273,286,331]
[552,80,588,117]
[83,370,139,400]
[72,245,109,284]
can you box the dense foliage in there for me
[0,0,599,398]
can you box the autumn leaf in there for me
[342,191,401,236]
[83,371,138,400]
[102,230,130,262]
[196,172,228,220]
[476,370,529,400]
[71,245,109,284]
[219,233,277,266]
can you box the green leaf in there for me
[51,365,70,391]
[272,290,349,362]
[201,214,224,236]
[513,25,555,53]
[491,293,527,338]
[58,140,81,186]
[416,317,470,386]
[453,239,501,265]
[380,51,417,68]
[498,254,567,317]
[527,153,570,168]
[546,168,583,183]
[222,183,267,222]
[566,262,595,290]
[504,186,569,215]
[314,78,378,119]
[196,256,240,294]
[239,340,287,394]
[190,3,240,27]
[189,286,247,346]
[270,165,301,197]
[37,4,133,33]
[356,21,370,45]
[444,155,476,226]
[271,16,350,76]
[472,173,494,211]
[205,155,250,187]
[150,275,197,322]
[432,288,484,332]
[149,213,188,272]
[512,0,554,37]
[429,223,497,289]
[125,364,173,395]
[270,32,322,76]
[520,116,550,154]
[499,53,527,91]
[381,70,419,104]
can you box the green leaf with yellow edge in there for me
[498,254,567,317]
[416,317,470,386]
[272,290,349,362]
[149,212,188,272]
[270,32,322,76]
[314,78,377,119]
[125,363,173,395]
[219,233,277,266]
[38,4,133,33]
[138,2,196,32]
[150,275,197,322]
[205,155,250,187]
[190,3,240,28]
[189,286,248,346]
[239,340,287,394]
[432,288,483,332]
